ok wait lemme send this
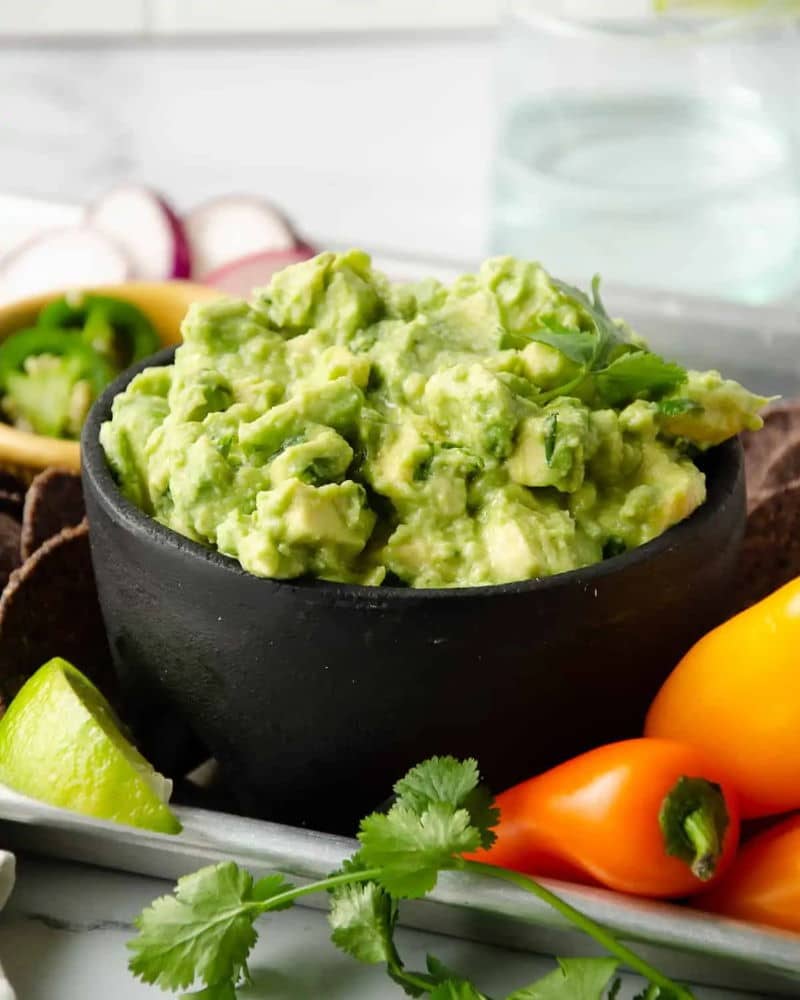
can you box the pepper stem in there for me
[683,807,720,881]
[658,776,730,883]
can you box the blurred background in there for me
[2,1,800,303]
[0,2,495,264]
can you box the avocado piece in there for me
[423,363,518,460]
[659,370,770,447]
[508,398,589,493]
[269,425,353,486]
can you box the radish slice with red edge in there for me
[0,227,131,305]
[87,185,191,281]
[204,248,316,298]
[185,196,298,280]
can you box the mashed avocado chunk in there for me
[100,252,767,588]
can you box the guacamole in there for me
[100,252,766,588]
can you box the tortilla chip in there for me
[760,438,800,497]
[0,514,21,593]
[735,483,800,613]
[20,468,85,561]
[742,402,800,509]
[0,471,27,520]
[0,520,113,709]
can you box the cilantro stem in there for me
[462,861,692,999]
[390,963,438,993]
[261,868,383,911]
[537,368,587,404]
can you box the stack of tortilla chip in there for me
[738,402,800,612]
[0,469,111,711]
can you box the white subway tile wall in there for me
[152,0,498,32]
[0,0,498,35]
[0,0,144,34]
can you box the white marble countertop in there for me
[0,855,761,999]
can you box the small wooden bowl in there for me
[0,282,219,479]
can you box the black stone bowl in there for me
[82,348,746,833]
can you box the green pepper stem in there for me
[658,776,729,883]
[683,809,720,882]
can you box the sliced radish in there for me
[185,196,298,279]
[0,227,131,305]
[204,248,316,298]
[87,185,191,281]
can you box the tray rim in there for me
[0,784,798,994]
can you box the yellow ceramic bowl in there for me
[0,281,220,478]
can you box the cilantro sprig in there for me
[522,276,687,407]
[128,756,694,1000]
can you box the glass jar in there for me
[491,0,800,303]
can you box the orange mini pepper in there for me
[697,813,800,933]
[646,576,800,819]
[466,738,740,898]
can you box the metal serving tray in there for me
[1,255,800,994]
[0,787,799,996]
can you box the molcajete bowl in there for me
[82,348,746,833]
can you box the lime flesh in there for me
[0,657,181,834]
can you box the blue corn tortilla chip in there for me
[20,468,85,561]
[0,520,112,710]
[735,482,800,613]
[0,514,20,593]
[742,401,800,511]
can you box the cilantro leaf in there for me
[552,275,629,369]
[127,757,694,1000]
[657,398,703,417]
[329,881,398,964]
[394,757,482,812]
[427,954,464,982]
[544,413,558,466]
[526,324,598,367]
[128,862,291,994]
[533,276,691,410]
[461,784,502,850]
[359,801,482,897]
[393,756,500,850]
[424,957,490,1000]
[252,873,296,909]
[594,352,686,406]
[431,982,489,1000]
[182,982,238,1000]
[506,957,619,999]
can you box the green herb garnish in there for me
[128,757,694,1000]
[658,398,704,417]
[525,276,688,407]
[544,413,559,466]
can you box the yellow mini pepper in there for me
[646,576,800,819]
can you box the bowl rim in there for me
[82,346,744,603]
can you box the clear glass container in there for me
[491,1,800,303]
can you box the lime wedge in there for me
[0,657,181,834]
